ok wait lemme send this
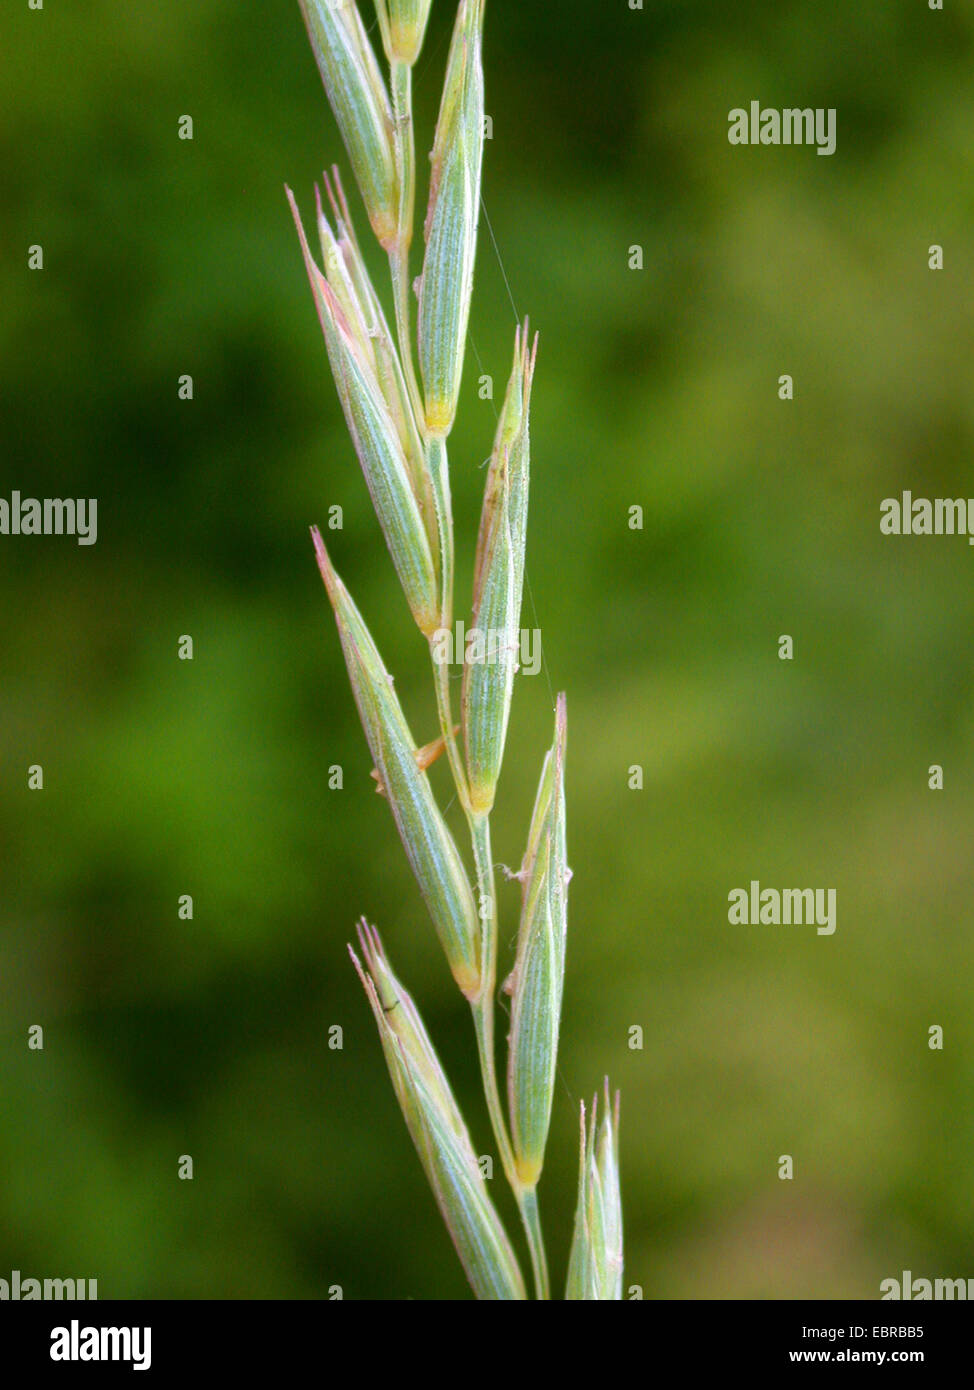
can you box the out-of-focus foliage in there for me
[1,0,972,1298]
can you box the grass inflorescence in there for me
[289,0,622,1300]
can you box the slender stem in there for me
[390,252,425,433]
[388,54,550,1303]
[388,60,426,436]
[468,816,512,1183]
[470,815,549,1300]
[426,435,454,633]
[471,992,517,1190]
[470,813,497,1003]
[430,641,470,816]
[469,812,514,1185]
[517,1188,551,1302]
[390,61,415,258]
[472,996,549,1300]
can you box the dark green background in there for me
[2,0,973,1299]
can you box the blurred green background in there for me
[2,0,973,1300]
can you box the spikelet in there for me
[506,695,568,1188]
[299,0,399,247]
[373,0,433,67]
[462,323,537,814]
[313,530,480,997]
[351,922,526,1299]
[417,0,485,436]
[290,190,439,636]
[566,1083,624,1300]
